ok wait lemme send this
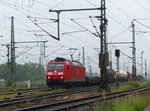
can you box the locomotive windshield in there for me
[48,64,64,70]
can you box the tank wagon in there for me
[107,69,133,83]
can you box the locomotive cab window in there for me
[56,64,64,70]
[48,64,64,70]
[48,64,55,69]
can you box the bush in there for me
[113,95,150,111]
[94,101,112,111]
[127,81,140,88]
[94,95,150,111]
[5,80,13,87]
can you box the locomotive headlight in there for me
[48,72,53,75]
[60,76,63,79]
[48,76,51,79]
[58,72,63,75]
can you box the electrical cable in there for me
[134,20,150,30]
[89,16,100,37]
[84,0,98,8]
[4,0,49,16]
[45,45,64,58]
[134,0,150,14]
[108,0,134,19]
[28,16,59,40]
[71,19,99,37]
[110,27,130,40]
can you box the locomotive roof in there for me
[52,57,67,62]
[50,57,84,66]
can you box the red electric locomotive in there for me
[46,57,86,86]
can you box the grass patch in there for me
[111,81,149,92]
[93,100,112,111]
[127,81,140,88]
[94,95,150,111]
[113,95,150,111]
[145,81,150,85]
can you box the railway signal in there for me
[115,49,120,58]
[115,49,120,86]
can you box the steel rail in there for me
[14,85,150,111]
[0,86,99,107]
[0,87,52,96]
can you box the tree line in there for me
[0,62,45,82]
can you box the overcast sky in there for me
[0,0,150,74]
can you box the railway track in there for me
[0,86,99,110]
[0,87,53,102]
[13,85,150,111]
[0,87,52,95]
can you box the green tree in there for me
[0,62,45,82]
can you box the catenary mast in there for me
[99,0,108,88]
[10,16,16,86]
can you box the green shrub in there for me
[146,82,150,85]
[5,80,13,87]
[113,95,150,111]
[38,84,46,88]
[94,101,112,111]
[127,81,140,88]
[94,95,150,111]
